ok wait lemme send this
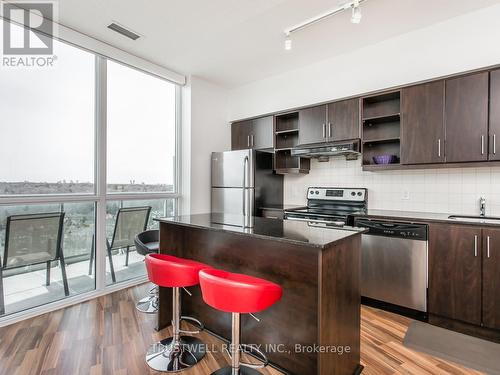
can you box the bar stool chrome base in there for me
[145,286,206,372]
[146,336,206,372]
[211,366,262,375]
[136,295,158,313]
[136,286,159,314]
[211,313,269,375]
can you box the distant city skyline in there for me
[0,181,173,195]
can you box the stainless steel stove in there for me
[284,187,367,229]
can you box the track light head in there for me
[351,2,362,24]
[284,35,292,50]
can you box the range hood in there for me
[291,139,361,161]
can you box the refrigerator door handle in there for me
[242,156,249,216]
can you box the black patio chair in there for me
[0,212,68,315]
[134,229,159,313]
[89,206,151,283]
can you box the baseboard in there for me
[362,297,428,322]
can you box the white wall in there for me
[285,159,500,216]
[181,76,230,214]
[226,4,500,215]
[228,4,500,120]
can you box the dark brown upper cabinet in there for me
[231,120,252,150]
[327,98,360,141]
[298,100,360,146]
[231,116,273,150]
[445,72,489,163]
[251,116,274,150]
[298,105,328,145]
[489,69,500,161]
[401,81,445,165]
[482,228,500,330]
[428,223,482,325]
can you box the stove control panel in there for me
[307,187,367,202]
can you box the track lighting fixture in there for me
[283,0,367,50]
[284,34,292,50]
[351,1,362,24]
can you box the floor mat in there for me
[403,321,500,374]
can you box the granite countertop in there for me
[355,209,500,227]
[155,213,365,249]
[258,204,305,211]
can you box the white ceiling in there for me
[55,0,500,88]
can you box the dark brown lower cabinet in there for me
[428,223,482,325]
[259,208,285,220]
[483,228,500,330]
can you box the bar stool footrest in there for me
[237,343,269,369]
[178,315,204,334]
[211,366,262,375]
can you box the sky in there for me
[0,20,176,185]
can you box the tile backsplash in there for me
[284,158,500,216]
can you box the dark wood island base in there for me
[155,214,364,375]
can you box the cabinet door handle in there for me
[322,123,326,139]
[487,236,491,258]
[328,122,332,138]
[247,135,250,148]
[474,235,478,257]
[481,135,485,155]
[438,139,441,158]
[494,134,497,155]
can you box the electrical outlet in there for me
[402,191,410,200]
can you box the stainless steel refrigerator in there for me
[211,149,283,227]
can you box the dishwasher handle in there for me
[354,218,428,240]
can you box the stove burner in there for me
[284,187,368,229]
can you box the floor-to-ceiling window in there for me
[105,60,178,285]
[0,19,180,318]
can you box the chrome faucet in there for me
[480,196,486,217]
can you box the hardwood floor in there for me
[360,307,483,375]
[0,284,484,375]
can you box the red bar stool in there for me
[145,254,210,372]
[199,268,283,375]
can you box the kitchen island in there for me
[155,214,365,375]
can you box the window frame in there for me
[0,45,182,325]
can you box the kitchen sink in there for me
[448,215,500,224]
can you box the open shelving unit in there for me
[361,91,401,170]
[274,112,310,174]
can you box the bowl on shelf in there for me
[372,155,398,165]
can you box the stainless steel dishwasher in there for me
[354,218,428,313]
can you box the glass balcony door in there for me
[0,20,181,321]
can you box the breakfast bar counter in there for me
[155,214,365,375]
